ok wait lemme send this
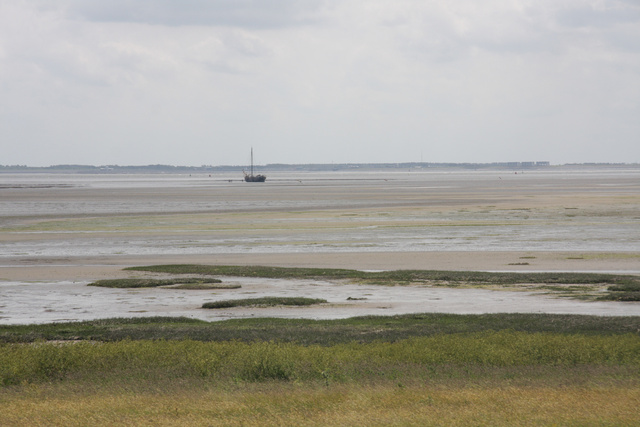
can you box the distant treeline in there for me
[1,162,638,174]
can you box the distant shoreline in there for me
[1,162,638,174]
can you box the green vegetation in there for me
[1,313,638,344]
[88,277,230,289]
[202,297,327,309]
[600,282,640,301]
[2,314,639,425]
[171,282,240,290]
[125,264,640,286]
[2,331,639,387]
[124,264,640,300]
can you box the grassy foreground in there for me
[3,383,639,426]
[1,314,640,425]
[2,330,639,386]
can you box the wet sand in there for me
[1,168,639,323]
[1,251,640,283]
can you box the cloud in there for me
[1,0,639,166]
[556,1,640,28]
[60,0,326,28]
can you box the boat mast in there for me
[250,147,254,176]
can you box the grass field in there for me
[1,313,640,425]
[3,379,639,426]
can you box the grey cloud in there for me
[390,11,550,62]
[401,2,640,59]
[62,0,325,28]
[557,4,640,28]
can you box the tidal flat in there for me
[1,168,639,262]
[1,168,639,323]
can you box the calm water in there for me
[2,276,639,325]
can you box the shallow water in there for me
[1,277,638,325]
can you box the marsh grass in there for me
[125,264,640,287]
[169,282,241,290]
[608,283,640,292]
[124,264,640,300]
[600,283,640,301]
[2,313,639,344]
[88,278,224,289]
[202,297,327,309]
[2,314,640,425]
[600,292,640,301]
[2,331,639,386]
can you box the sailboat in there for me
[243,148,266,182]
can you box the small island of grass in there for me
[202,297,327,309]
[125,264,640,301]
[89,278,240,290]
[599,283,640,301]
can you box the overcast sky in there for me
[1,0,639,166]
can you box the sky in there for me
[1,0,639,167]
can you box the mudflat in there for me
[1,167,639,322]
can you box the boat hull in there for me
[244,175,266,182]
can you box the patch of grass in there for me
[607,283,640,292]
[600,292,640,301]
[126,264,362,280]
[170,282,240,290]
[202,297,327,309]
[1,314,638,344]
[88,278,223,289]
[125,264,640,287]
[599,283,640,301]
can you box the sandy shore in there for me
[1,251,639,283]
